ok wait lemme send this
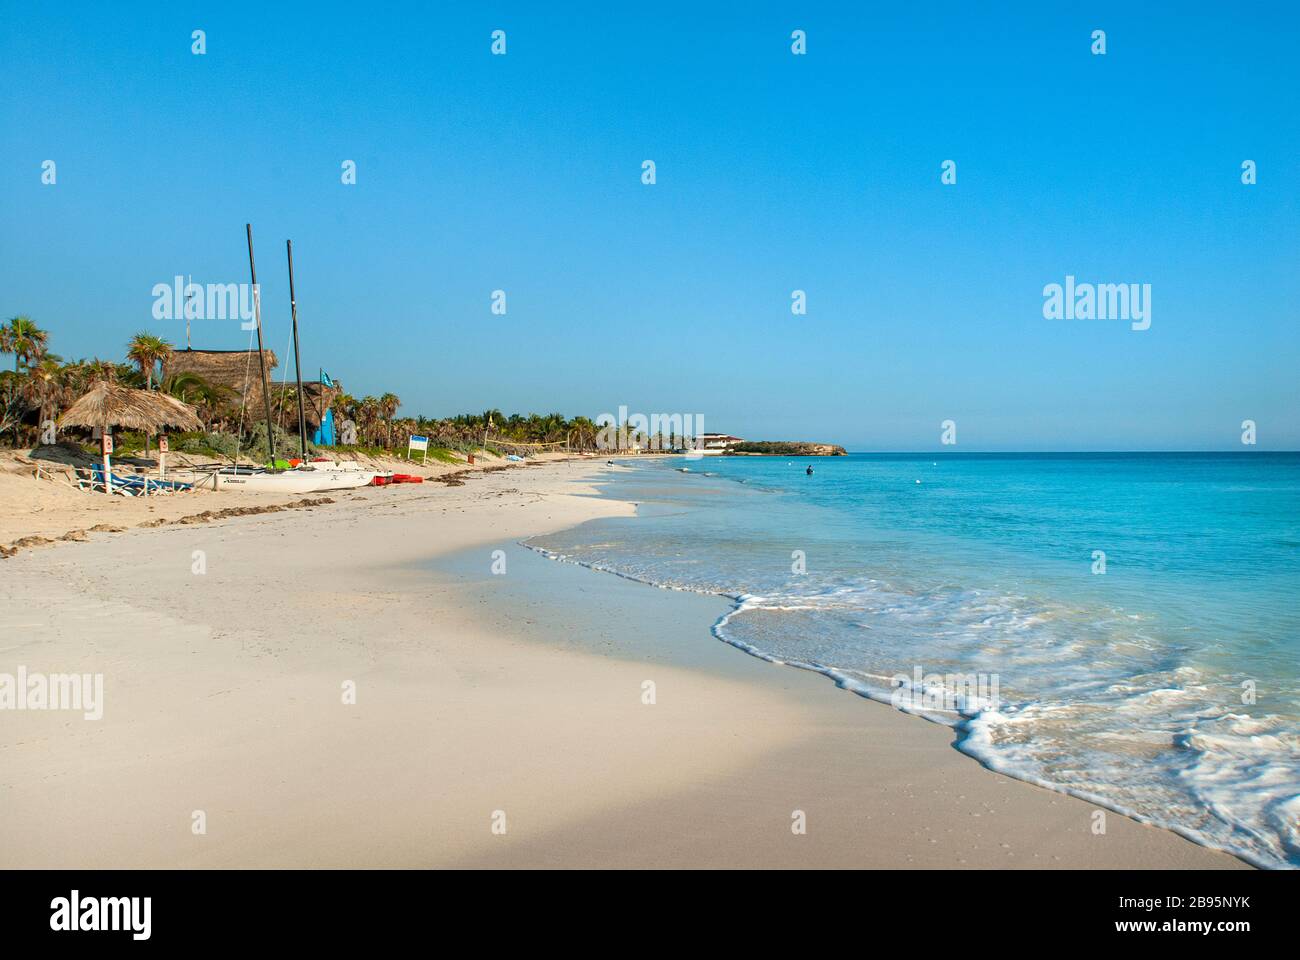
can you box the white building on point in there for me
[697,433,744,455]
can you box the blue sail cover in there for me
[313,407,335,446]
[312,371,336,445]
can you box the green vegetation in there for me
[314,443,463,465]
[424,447,462,464]
[175,432,243,459]
[0,316,615,458]
[328,402,603,453]
[729,441,847,456]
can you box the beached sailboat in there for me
[192,228,394,495]
[199,463,380,493]
[293,464,378,489]
[277,239,390,491]
[209,467,327,493]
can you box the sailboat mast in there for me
[245,223,277,463]
[286,239,308,460]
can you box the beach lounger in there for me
[76,468,135,495]
[83,466,193,495]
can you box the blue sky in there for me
[2,2,1296,450]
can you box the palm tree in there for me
[113,363,144,387]
[83,358,119,383]
[125,333,172,456]
[2,316,48,373]
[30,358,65,434]
[327,392,357,447]
[162,371,234,432]
[567,416,597,452]
[358,396,380,446]
[126,332,172,390]
[379,392,400,447]
[543,412,567,443]
[0,317,48,442]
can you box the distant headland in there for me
[725,441,847,457]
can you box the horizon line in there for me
[828,449,1300,455]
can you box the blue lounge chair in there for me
[85,465,192,495]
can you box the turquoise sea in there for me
[528,452,1300,869]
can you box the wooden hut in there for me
[163,348,278,418]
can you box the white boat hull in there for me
[193,464,386,493]
[302,470,375,490]
[211,471,326,493]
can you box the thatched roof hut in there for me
[60,382,203,434]
[163,348,278,415]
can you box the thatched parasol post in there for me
[59,382,202,495]
[102,427,112,495]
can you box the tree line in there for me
[0,316,619,453]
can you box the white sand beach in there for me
[0,459,1249,869]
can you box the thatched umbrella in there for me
[59,382,202,494]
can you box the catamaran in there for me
[208,467,327,493]
[188,226,397,496]
[294,462,385,488]
[203,463,384,493]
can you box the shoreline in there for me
[544,552,1267,868]
[521,512,1266,870]
[578,457,1289,869]
[0,459,1251,868]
